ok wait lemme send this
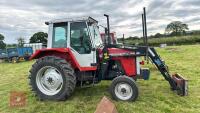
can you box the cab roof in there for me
[45,16,98,25]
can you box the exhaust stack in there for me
[104,14,111,46]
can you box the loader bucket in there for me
[95,96,118,113]
[172,73,188,96]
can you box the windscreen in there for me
[88,23,103,47]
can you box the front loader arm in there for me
[147,48,177,89]
[147,47,188,96]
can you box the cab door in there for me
[69,22,96,68]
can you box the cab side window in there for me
[52,23,68,48]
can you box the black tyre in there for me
[24,56,30,61]
[110,76,138,101]
[29,56,76,101]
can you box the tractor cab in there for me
[46,17,102,50]
[45,17,103,67]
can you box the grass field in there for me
[0,45,200,113]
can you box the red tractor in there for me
[29,8,187,101]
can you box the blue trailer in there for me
[7,47,33,63]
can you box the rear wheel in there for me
[110,76,138,101]
[29,56,76,101]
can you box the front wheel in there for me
[29,56,76,101]
[110,76,139,101]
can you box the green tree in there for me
[6,44,17,48]
[0,34,4,40]
[30,32,48,44]
[17,37,25,47]
[0,34,6,49]
[165,21,189,36]
[154,33,163,38]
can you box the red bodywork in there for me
[98,48,137,77]
[108,48,137,77]
[31,47,137,77]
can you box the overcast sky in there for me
[0,0,200,44]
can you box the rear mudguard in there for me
[30,48,97,71]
